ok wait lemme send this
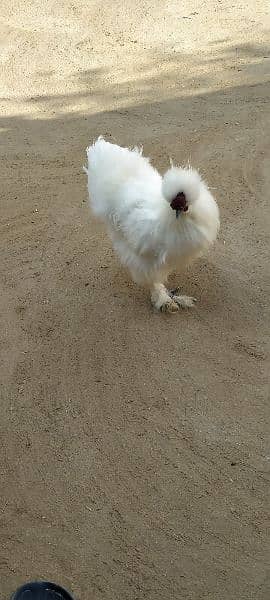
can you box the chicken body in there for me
[85,137,220,311]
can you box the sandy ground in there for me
[1,1,270,599]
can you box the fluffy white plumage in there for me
[85,137,220,312]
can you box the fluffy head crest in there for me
[162,167,202,205]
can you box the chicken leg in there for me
[150,283,196,312]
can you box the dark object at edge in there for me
[11,581,74,600]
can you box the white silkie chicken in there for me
[84,137,220,312]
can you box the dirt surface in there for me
[1,1,270,599]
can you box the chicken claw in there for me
[172,294,197,308]
[160,300,179,313]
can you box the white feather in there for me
[85,137,220,289]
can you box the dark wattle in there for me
[170,192,187,212]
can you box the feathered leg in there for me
[150,283,179,312]
[150,283,196,312]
